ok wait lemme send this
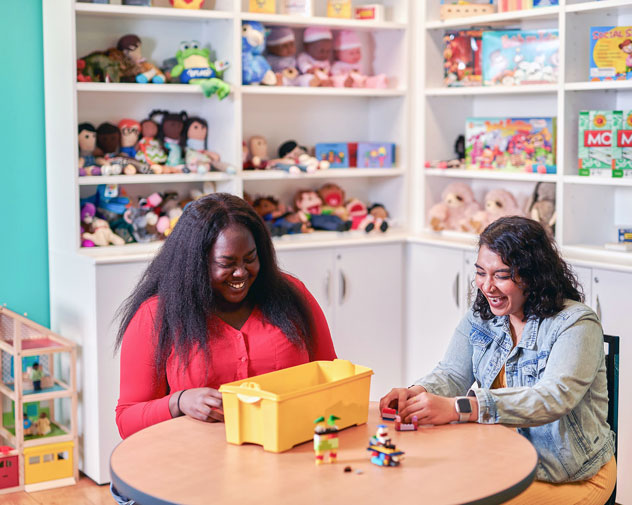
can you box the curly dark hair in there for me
[472,216,583,320]
[115,193,315,376]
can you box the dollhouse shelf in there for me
[564,176,632,187]
[241,168,404,180]
[425,84,558,96]
[565,81,632,92]
[425,5,559,30]
[78,172,234,186]
[75,82,212,95]
[240,86,405,97]
[74,3,233,21]
[240,12,405,31]
[565,0,632,14]
[424,169,557,182]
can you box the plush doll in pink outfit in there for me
[296,27,333,87]
[331,30,388,89]
[469,188,525,234]
[428,182,481,232]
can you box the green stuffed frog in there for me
[171,41,231,99]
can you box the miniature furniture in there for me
[110,403,537,505]
[0,307,78,494]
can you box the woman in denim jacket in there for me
[381,216,616,504]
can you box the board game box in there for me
[589,26,632,81]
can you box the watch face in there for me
[456,397,472,413]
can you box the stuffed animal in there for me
[171,40,231,99]
[81,203,126,246]
[526,182,556,238]
[182,116,235,174]
[318,183,349,220]
[78,123,100,176]
[297,27,333,87]
[78,48,129,83]
[294,190,351,231]
[243,135,270,170]
[253,196,308,236]
[242,21,277,85]
[135,114,168,167]
[331,30,387,88]
[153,110,187,172]
[365,203,390,233]
[265,27,300,86]
[269,140,330,173]
[428,182,481,232]
[469,188,525,234]
[118,118,141,158]
[117,34,165,84]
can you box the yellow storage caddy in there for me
[24,441,74,485]
[219,359,373,453]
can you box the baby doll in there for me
[469,188,524,234]
[117,34,165,84]
[294,190,351,232]
[183,117,234,174]
[331,30,388,89]
[428,182,481,232]
[243,135,269,170]
[265,27,300,86]
[118,118,141,158]
[78,122,100,176]
[135,114,168,167]
[297,27,334,87]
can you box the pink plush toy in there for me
[428,182,481,232]
[296,27,333,87]
[469,188,525,234]
[331,30,387,89]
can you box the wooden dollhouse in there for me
[0,306,78,494]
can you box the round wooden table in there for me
[110,403,537,505]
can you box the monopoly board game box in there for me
[589,26,632,81]
[578,110,621,177]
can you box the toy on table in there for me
[117,34,165,84]
[394,415,419,432]
[482,30,559,86]
[331,30,387,88]
[242,21,277,86]
[182,116,234,174]
[526,182,556,238]
[118,119,141,158]
[381,407,397,421]
[30,363,43,391]
[444,30,483,87]
[253,196,309,236]
[80,202,126,246]
[78,123,100,176]
[294,190,352,231]
[170,0,205,8]
[469,188,525,234]
[135,114,168,168]
[318,183,350,220]
[171,40,231,99]
[265,27,300,86]
[269,140,330,173]
[243,135,270,170]
[297,27,334,87]
[313,415,340,464]
[589,27,632,81]
[356,142,394,168]
[440,0,495,20]
[428,182,481,232]
[367,424,404,467]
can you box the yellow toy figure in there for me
[35,412,52,436]
[313,415,340,464]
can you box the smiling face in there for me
[475,245,526,325]
[209,224,260,308]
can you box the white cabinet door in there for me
[405,243,464,387]
[592,268,632,505]
[276,248,335,327]
[462,250,478,315]
[333,244,404,401]
[570,264,593,310]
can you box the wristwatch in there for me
[455,397,472,423]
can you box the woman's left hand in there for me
[398,391,458,425]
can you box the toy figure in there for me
[469,188,524,234]
[367,424,404,467]
[78,122,100,176]
[265,27,300,86]
[171,40,231,99]
[294,190,352,231]
[314,415,340,464]
[270,140,330,173]
[35,412,51,436]
[364,203,389,233]
[30,362,43,391]
[526,181,556,239]
[242,21,277,85]
[78,47,129,83]
[331,30,387,88]
[394,415,419,432]
[253,196,309,236]
[135,114,168,167]
[118,119,141,158]
[183,117,234,174]
[81,203,126,246]
[157,110,187,171]
[95,122,121,159]
[243,135,269,170]
[117,34,165,84]
[428,182,481,232]
[318,183,349,220]
[297,27,334,87]
[23,415,33,436]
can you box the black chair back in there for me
[603,334,619,505]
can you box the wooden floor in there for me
[2,474,113,505]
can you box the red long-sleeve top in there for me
[115,276,336,438]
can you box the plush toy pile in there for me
[243,137,329,173]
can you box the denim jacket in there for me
[414,300,615,483]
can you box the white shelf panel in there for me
[241,86,405,97]
[562,244,632,272]
[241,168,404,180]
[564,175,632,186]
[407,230,479,250]
[565,0,632,14]
[565,81,632,92]
[76,82,207,94]
[75,3,234,21]
[425,84,558,96]
[425,5,560,30]
[78,173,234,186]
[240,12,405,30]
[425,168,558,182]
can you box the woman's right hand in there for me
[175,388,224,423]
[379,385,426,414]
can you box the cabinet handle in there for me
[339,270,347,305]
[453,272,460,309]
[324,271,331,306]
[595,294,602,321]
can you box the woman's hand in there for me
[172,388,224,423]
[398,391,459,425]
[379,385,426,413]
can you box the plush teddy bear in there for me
[469,188,524,234]
[428,182,481,232]
[242,21,277,85]
[525,182,556,238]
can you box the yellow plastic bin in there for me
[24,441,73,485]
[219,359,373,452]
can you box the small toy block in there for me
[394,415,419,432]
[381,407,397,421]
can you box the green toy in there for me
[170,41,231,99]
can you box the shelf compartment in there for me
[241,86,405,97]
[565,81,632,92]
[76,82,215,95]
[78,173,234,186]
[565,0,632,14]
[425,168,557,182]
[564,175,632,187]
[241,168,404,180]
[75,3,234,21]
[562,244,632,271]
[240,12,405,31]
[425,84,558,96]
[425,5,560,30]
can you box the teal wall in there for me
[0,2,50,326]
